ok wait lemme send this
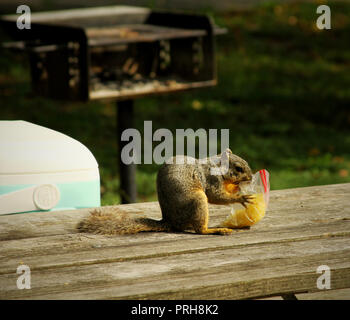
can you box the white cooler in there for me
[0,120,101,215]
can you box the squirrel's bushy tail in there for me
[77,209,170,235]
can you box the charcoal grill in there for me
[1,6,226,203]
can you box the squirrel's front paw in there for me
[238,195,254,208]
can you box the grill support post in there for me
[117,99,137,204]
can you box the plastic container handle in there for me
[0,184,60,215]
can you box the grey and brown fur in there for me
[77,149,253,235]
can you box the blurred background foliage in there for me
[1,1,350,205]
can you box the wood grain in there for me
[0,183,349,299]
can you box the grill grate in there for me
[1,5,225,101]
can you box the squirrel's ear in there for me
[221,149,230,162]
[219,149,230,174]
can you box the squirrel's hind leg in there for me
[191,190,233,236]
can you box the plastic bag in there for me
[222,169,270,228]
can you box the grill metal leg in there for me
[117,99,137,204]
[281,293,298,300]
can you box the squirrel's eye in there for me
[235,166,244,173]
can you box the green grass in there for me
[1,1,350,205]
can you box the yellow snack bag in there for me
[222,170,270,228]
[222,193,266,228]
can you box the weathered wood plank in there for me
[0,236,349,299]
[0,220,349,275]
[0,183,349,299]
[0,205,147,241]
[0,183,349,241]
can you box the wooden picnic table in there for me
[0,183,350,300]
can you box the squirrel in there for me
[77,148,253,236]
